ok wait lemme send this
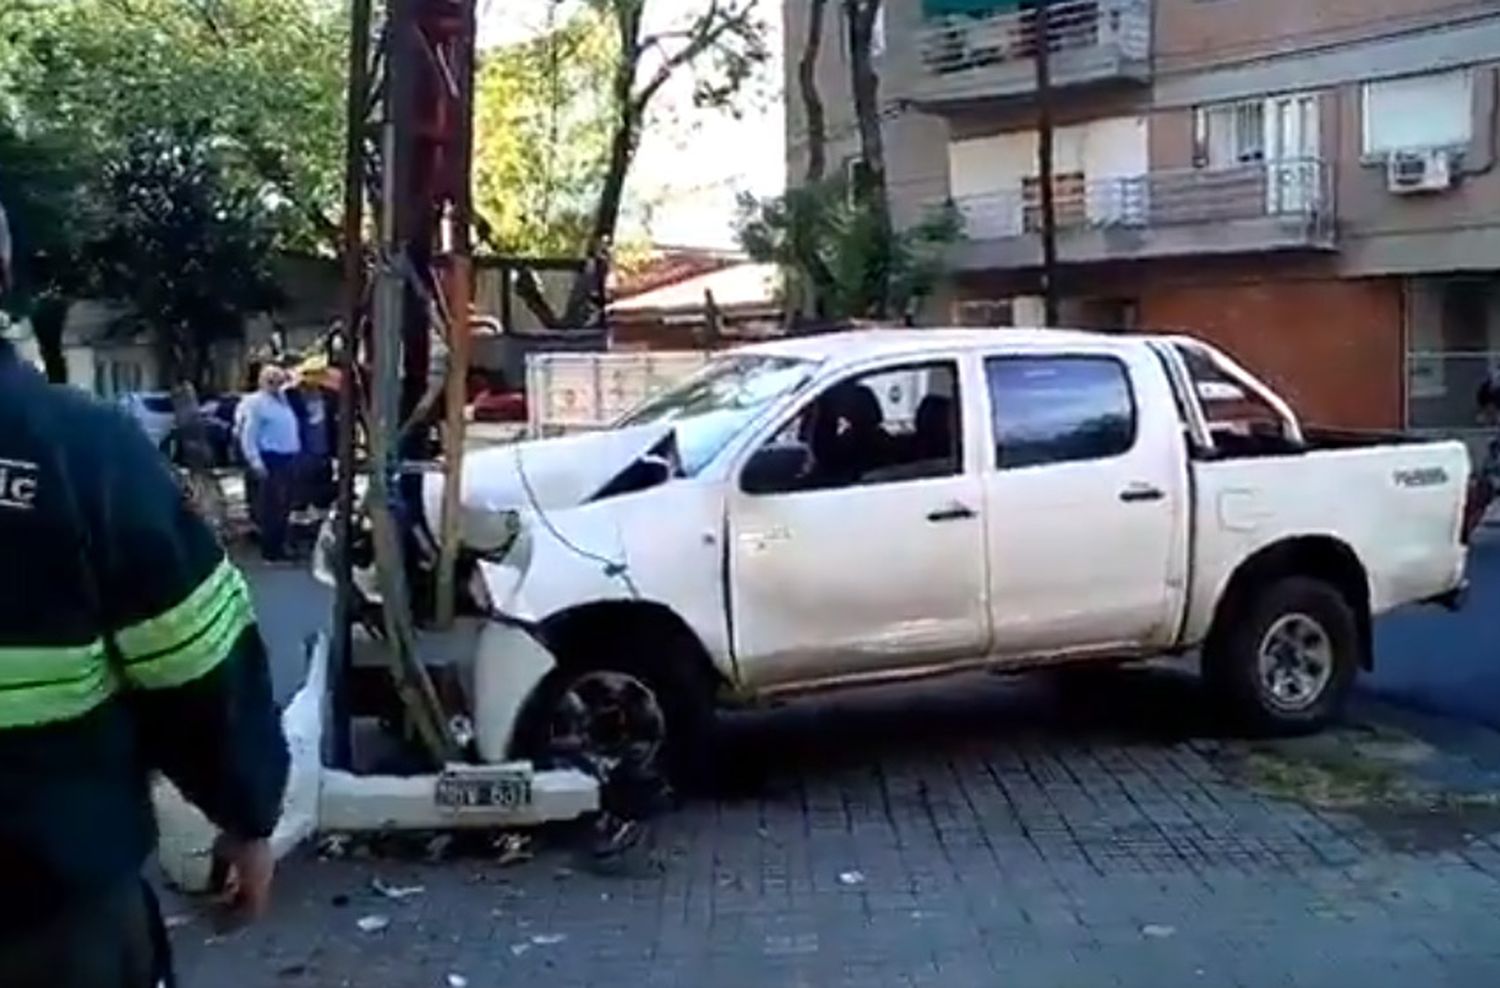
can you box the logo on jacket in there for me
[0,458,39,511]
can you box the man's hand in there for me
[212,834,276,928]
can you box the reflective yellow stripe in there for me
[0,642,116,729]
[114,558,243,662]
[0,640,107,687]
[122,584,254,690]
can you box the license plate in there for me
[434,768,533,810]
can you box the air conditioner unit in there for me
[1387,149,1454,194]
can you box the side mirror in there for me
[741,443,813,495]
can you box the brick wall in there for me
[1139,276,1405,429]
[1154,0,1481,73]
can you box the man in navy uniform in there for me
[0,199,289,985]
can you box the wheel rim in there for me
[547,670,666,770]
[1256,612,1335,713]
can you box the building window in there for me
[1406,277,1500,455]
[1194,99,1265,168]
[1363,70,1473,156]
[1194,93,1319,169]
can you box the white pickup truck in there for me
[367,330,1475,784]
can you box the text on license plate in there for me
[434,770,533,810]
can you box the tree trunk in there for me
[799,0,830,184]
[794,0,839,322]
[845,0,893,319]
[561,5,646,329]
[31,295,69,384]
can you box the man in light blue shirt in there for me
[239,365,302,561]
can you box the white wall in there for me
[947,116,1150,237]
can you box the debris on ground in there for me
[164,914,191,930]
[492,832,533,867]
[837,870,865,887]
[1142,924,1176,939]
[531,933,567,946]
[509,943,531,958]
[317,834,350,860]
[426,834,455,862]
[371,877,426,901]
[446,975,469,988]
[356,914,391,934]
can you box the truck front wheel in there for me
[515,638,716,795]
[1205,576,1359,735]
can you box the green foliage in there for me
[90,123,282,388]
[736,179,962,322]
[473,5,616,256]
[6,0,346,251]
[1,0,340,382]
[0,122,96,306]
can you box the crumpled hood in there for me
[422,423,674,534]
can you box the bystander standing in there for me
[287,357,339,522]
[238,365,302,562]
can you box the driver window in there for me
[744,361,962,494]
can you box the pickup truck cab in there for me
[414,330,1472,781]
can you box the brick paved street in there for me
[171,668,1500,988]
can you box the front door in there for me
[728,359,989,689]
[981,352,1185,658]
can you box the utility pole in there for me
[328,0,374,770]
[1033,0,1060,327]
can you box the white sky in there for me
[477,0,786,250]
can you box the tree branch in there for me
[631,0,757,113]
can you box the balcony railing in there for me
[913,0,1151,103]
[950,159,1332,243]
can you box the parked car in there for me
[116,391,179,448]
[320,330,1476,792]
[122,390,241,467]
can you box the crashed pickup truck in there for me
[334,329,1477,788]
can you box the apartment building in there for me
[783,0,1500,445]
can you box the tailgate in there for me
[1366,440,1472,609]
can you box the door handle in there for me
[1119,483,1165,503]
[927,503,977,523]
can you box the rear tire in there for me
[1204,576,1359,735]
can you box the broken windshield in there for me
[618,354,816,475]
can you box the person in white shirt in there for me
[239,366,302,561]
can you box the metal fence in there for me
[950,159,1331,241]
[918,0,1151,76]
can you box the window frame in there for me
[1192,98,1266,169]
[983,353,1140,472]
[1361,69,1474,158]
[739,357,966,496]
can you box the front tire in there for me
[1204,576,1359,735]
[516,636,716,794]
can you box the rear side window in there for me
[985,356,1136,469]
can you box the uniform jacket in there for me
[0,342,288,927]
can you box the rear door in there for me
[726,356,990,689]
[981,348,1188,659]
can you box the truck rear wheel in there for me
[1205,576,1359,735]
